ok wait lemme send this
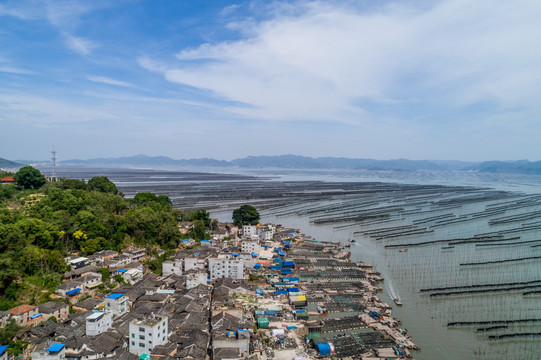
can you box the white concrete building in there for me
[241,240,261,254]
[162,260,183,276]
[129,315,168,356]
[242,225,257,237]
[209,258,244,280]
[122,269,142,285]
[86,311,113,336]
[32,342,65,360]
[186,272,208,289]
[184,257,206,271]
[104,293,128,317]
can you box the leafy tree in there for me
[232,205,260,227]
[87,176,118,194]
[14,166,46,189]
[191,209,211,227]
[0,184,16,202]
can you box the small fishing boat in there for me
[399,249,408,252]
[394,298,403,306]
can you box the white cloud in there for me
[0,66,34,75]
[64,33,98,56]
[145,0,541,125]
[86,75,137,89]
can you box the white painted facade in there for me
[186,272,208,289]
[162,260,183,276]
[184,257,206,271]
[104,294,128,317]
[129,315,168,356]
[31,343,66,360]
[241,241,261,254]
[86,311,113,336]
[209,259,244,280]
[242,225,257,237]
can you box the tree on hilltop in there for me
[14,166,46,189]
[232,204,260,227]
[87,176,118,194]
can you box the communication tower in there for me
[51,148,57,181]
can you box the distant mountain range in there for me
[4,154,541,175]
[0,157,24,169]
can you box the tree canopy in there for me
[87,176,118,194]
[232,204,260,227]
[14,166,46,189]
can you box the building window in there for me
[131,334,135,338]
[131,341,135,346]
[139,335,145,340]
[139,327,145,332]
[139,343,145,347]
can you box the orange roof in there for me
[2,176,14,182]
[8,304,36,316]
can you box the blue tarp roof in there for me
[0,345,8,354]
[47,343,65,352]
[232,253,239,256]
[256,289,264,295]
[180,238,191,241]
[278,251,286,256]
[253,264,261,269]
[288,287,299,292]
[106,293,124,299]
[252,252,258,256]
[274,290,288,294]
[118,269,127,273]
[30,313,42,319]
[289,232,298,235]
[316,343,332,355]
[286,326,297,330]
[66,288,82,295]
[201,240,212,243]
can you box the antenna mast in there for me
[51,148,57,181]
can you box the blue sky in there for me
[1,0,540,162]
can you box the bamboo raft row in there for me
[384,235,506,249]
[476,239,541,247]
[428,284,541,298]
[488,333,541,340]
[419,279,541,293]
[459,255,541,266]
[448,319,541,327]
[477,326,508,333]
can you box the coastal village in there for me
[0,220,418,360]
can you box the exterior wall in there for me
[31,346,65,360]
[8,306,38,327]
[186,272,208,289]
[129,316,168,356]
[241,241,261,254]
[209,259,244,280]
[213,337,250,358]
[104,295,128,317]
[40,304,69,322]
[0,350,7,360]
[259,230,275,241]
[162,260,183,276]
[122,269,142,285]
[86,311,113,336]
[184,258,206,271]
[242,225,257,237]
